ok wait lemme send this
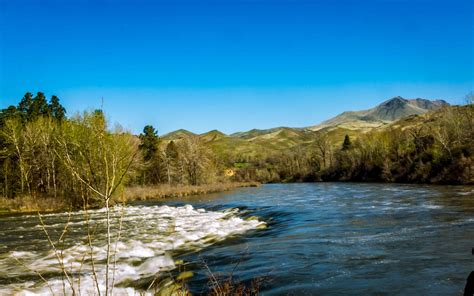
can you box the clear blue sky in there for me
[0,0,472,134]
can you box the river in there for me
[1,183,473,295]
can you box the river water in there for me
[0,183,473,295]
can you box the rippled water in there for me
[1,183,474,295]
[0,204,264,294]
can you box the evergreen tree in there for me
[342,135,352,151]
[165,141,179,159]
[49,95,66,121]
[14,92,66,122]
[18,92,33,120]
[164,141,180,184]
[139,125,160,161]
[29,92,50,119]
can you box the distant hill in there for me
[311,96,449,130]
[162,129,196,140]
[231,127,284,140]
[200,130,227,142]
[244,127,314,149]
[160,97,450,159]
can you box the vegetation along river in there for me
[0,183,473,295]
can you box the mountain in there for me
[363,97,448,121]
[311,97,449,130]
[160,97,450,159]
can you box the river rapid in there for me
[0,183,473,295]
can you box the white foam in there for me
[422,204,442,210]
[457,190,474,196]
[0,204,265,295]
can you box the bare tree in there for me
[314,132,332,170]
[55,111,138,295]
[177,136,213,185]
[1,118,32,194]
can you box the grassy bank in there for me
[123,182,260,202]
[0,195,71,215]
[0,182,260,215]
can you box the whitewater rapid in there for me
[0,204,265,295]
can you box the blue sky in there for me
[0,0,472,134]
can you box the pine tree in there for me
[49,95,66,121]
[165,141,179,160]
[29,92,50,119]
[342,135,352,151]
[18,92,33,120]
[164,141,179,184]
[139,125,160,161]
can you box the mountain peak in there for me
[162,129,196,140]
[377,96,409,110]
[384,96,407,103]
[313,97,449,129]
[201,129,226,137]
[200,130,227,142]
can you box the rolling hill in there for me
[161,96,450,158]
[162,129,196,141]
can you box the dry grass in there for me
[123,182,260,202]
[208,279,261,296]
[0,195,70,214]
[204,259,263,296]
[0,182,260,214]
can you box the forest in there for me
[230,102,474,185]
[0,92,228,209]
[0,92,472,210]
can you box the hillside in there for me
[310,96,448,130]
[162,129,196,140]
[160,97,451,160]
[234,127,314,149]
[200,130,227,142]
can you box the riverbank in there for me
[0,195,70,215]
[0,182,260,215]
[123,182,260,202]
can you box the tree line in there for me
[230,96,473,185]
[0,92,472,207]
[137,124,218,186]
[0,92,220,207]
